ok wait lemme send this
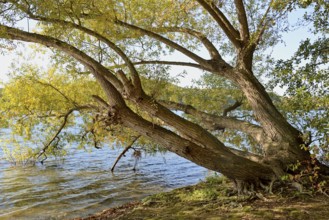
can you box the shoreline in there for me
[73,201,141,220]
[73,176,329,220]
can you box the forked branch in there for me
[36,106,92,163]
[196,0,241,48]
[234,0,250,42]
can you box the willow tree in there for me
[0,0,328,192]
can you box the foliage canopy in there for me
[0,0,328,190]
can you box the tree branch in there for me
[234,0,250,42]
[0,24,127,108]
[136,93,234,154]
[253,0,274,45]
[196,0,241,48]
[36,106,91,163]
[228,147,263,163]
[223,100,243,117]
[129,60,206,70]
[91,95,109,108]
[159,100,265,143]
[154,26,221,59]
[8,1,142,95]
[115,20,211,68]
[111,135,141,172]
[32,78,78,106]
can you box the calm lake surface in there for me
[0,143,208,219]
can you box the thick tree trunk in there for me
[119,106,275,183]
[233,69,299,141]
[229,67,311,173]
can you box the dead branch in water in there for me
[111,135,141,172]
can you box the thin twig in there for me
[31,78,78,106]
[36,106,92,163]
[36,109,74,161]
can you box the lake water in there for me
[0,145,208,219]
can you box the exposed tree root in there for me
[230,175,329,200]
[232,177,278,197]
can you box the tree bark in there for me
[226,67,311,171]
[1,0,328,192]
[119,106,275,183]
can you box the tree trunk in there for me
[119,106,275,184]
[229,67,311,173]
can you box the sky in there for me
[0,8,314,91]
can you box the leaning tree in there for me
[0,0,328,193]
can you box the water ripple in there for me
[0,148,207,219]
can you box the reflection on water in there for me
[0,147,207,219]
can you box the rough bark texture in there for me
[1,0,328,192]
